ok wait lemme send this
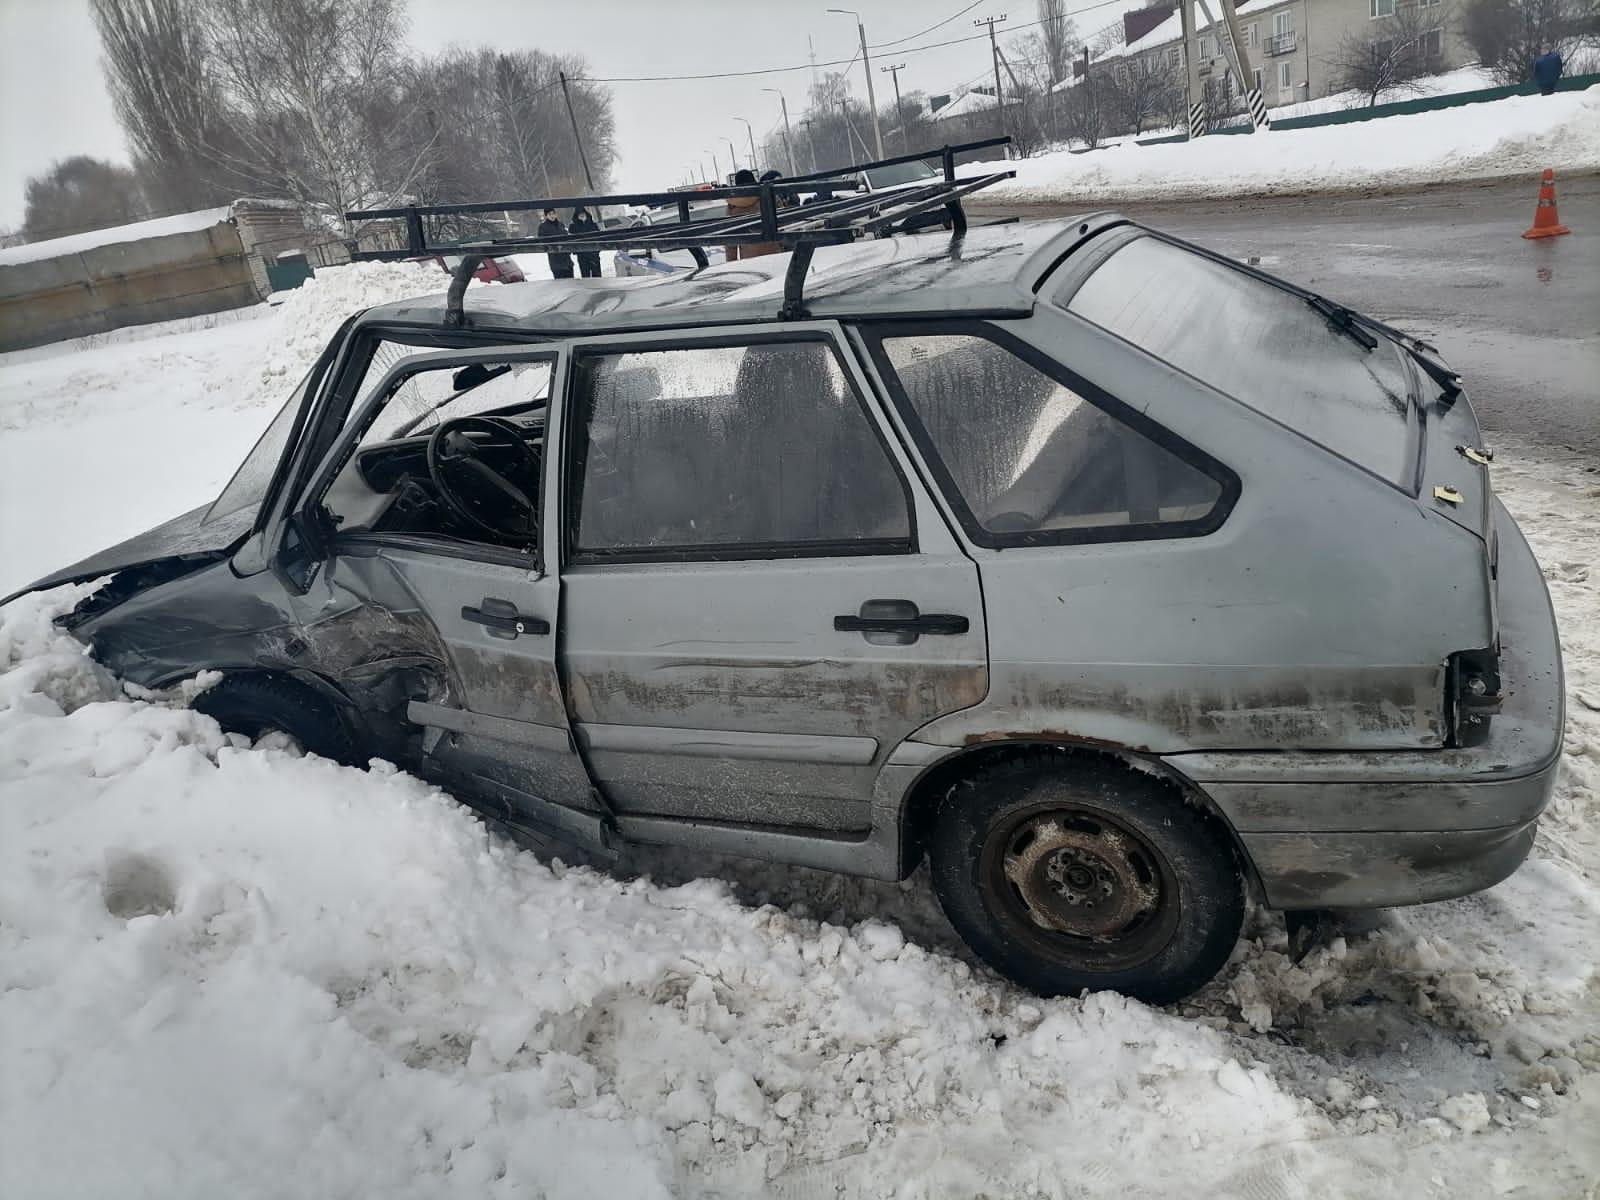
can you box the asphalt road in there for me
[972,175,1599,456]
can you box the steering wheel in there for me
[425,415,540,540]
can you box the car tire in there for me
[927,754,1244,1005]
[194,674,356,764]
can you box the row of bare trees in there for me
[20,0,614,245]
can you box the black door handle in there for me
[835,599,969,639]
[462,598,550,639]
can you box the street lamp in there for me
[761,87,799,176]
[733,117,759,175]
[826,7,885,159]
[722,136,740,175]
[705,147,722,182]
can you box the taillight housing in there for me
[1447,648,1502,747]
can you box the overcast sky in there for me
[0,0,1147,229]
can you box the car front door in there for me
[557,323,988,836]
[287,338,606,846]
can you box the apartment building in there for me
[1103,0,1475,107]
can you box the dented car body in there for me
[7,215,1563,999]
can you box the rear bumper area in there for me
[1165,497,1564,910]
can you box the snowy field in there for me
[984,84,1600,204]
[1,265,1598,1199]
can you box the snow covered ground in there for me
[985,84,1600,204]
[2,265,1598,1198]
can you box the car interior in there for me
[320,359,550,548]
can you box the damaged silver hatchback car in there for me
[6,215,1563,1003]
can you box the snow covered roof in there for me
[0,206,234,268]
[934,89,1000,120]
[1102,0,1284,65]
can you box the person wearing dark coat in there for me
[1532,46,1563,95]
[569,207,603,277]
[537,207,573,278]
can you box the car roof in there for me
[361,214,1124,337]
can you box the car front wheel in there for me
[927,755,1244,1005]
[193,674,355,764]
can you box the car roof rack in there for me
[344,136,1013,326]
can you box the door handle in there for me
[462,598,550,639]
[835,599,969,640]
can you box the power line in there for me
[870,1,985,48]
[579,0,1137,86]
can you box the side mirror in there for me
[453,362,493,390]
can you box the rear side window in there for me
[1059,235,1416,485]
[874,331,1227,547]
[569,339,911,560]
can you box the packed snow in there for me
[984,84,1600,203]
[1,263,1598,1198]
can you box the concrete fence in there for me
[0,219,259,353]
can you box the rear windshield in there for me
[1060,236,1417,486]
[863,160,939,189]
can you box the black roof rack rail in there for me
[344,136,1013,326]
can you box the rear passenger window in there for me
[875,331,1226,546]
[569,339,911,559]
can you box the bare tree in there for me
[1463,0,1598,84]
[22,156,148,242]
[1062,71,1111,148]
[90,0,234,209]
[1108,56,1183,134]
[1330,0,1452,105]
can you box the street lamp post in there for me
[722,136,740,175]
[704,148,720,183]
[827,7,885,159]
[733,117,759,174]
[880,62,908,152]
[761,87,799,176]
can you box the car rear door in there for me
[556,323,987,835]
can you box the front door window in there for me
[318,356,553,550]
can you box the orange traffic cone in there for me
[1522,168,1571,239]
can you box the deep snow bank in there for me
[982,85,1600,204]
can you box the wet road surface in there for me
[973,175,1599,456]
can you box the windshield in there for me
[1061,235,1417,487]
[204,368,315,525]
[862,159,940,189]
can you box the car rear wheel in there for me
[193,674,355,764]
[927,755,1244,1004]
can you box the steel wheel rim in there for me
[978,801,1182,974]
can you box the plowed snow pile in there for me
[2,264,1599,1198]
[982,85,1600,204]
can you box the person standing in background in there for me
[569,207,603,277]
[537,207,573,278]
[1532,45,1563,95]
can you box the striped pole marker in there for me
[1246,88,1270,129]
[1188,101,1206,139]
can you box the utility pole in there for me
[838,98,866,160]
[828,8,885,159]
[557,71,596,191]
[799,116,819,173]
[1197,0,1269,129]
[880,63,908,152]
[975,15,1009,154]
[1178,1,1205,139]
[734,116,758,174]
[763,87,799,176]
